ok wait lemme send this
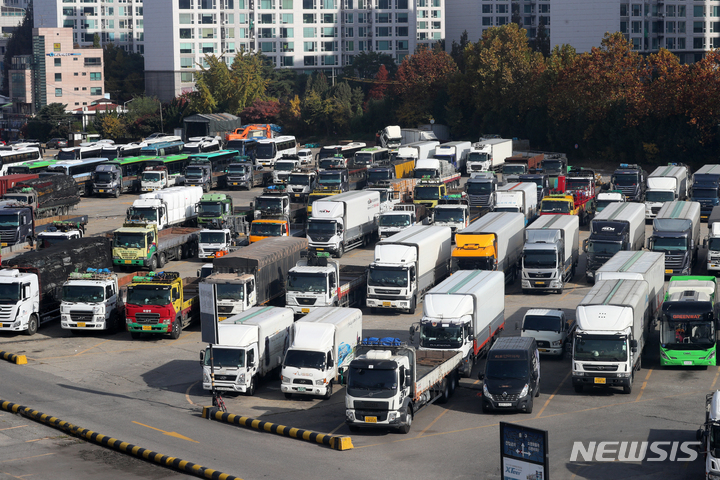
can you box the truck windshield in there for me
[127,207,157,222]
[250,222,283,236]
[613,173,638,186]
[126,285,171,305]
[38,236,71,249]
[466,182,492,195]
[523,314,562,332]
[503,165,526,175]
[307,220,336,235]
[692,188,718,199]
[586,240,622,255]
[379,214,411,227]
[414,186,439,200]
[543,160,564,172]
[227,164,249,174]
[114,232,145,248]
[3,194,30,204]
[95,172,113,183]
[0,283,20,303]
[0,214,20,226]
[710,425,720,458]
[204,347,245,368]
[63,285,104,303]
[256,198,283,214]
[284,350,326,369]
[646,191,675,202]
[368,170,391,183]
[347,367,396,397]
[651,236,688,251]
[200,232,226,243]
[574,334,627,362]
[6,167,29,174]
[565,179,590,190]
[595,200,614,212]
[318,173,341,184]
[541,200,571,213]
[143,172,162,182]
[661,319,714,348]
[288,174,312,185]
[275,162,295,171]
[255,143,275,159]
[485,359,528,380]
[709,238,720,251]
[198,202,222,216]
[287,272,327,292]
[468,152,489,164]
[216,283,244,301]
[354,153,374,165]
[57,150,78,160]
[523,250,557,269]
[420,323,463,349]
[368,266,408,287]
[434,208,464,222]
[413,169,437,179]
[185,168,204,178]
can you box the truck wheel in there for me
[574,384,583,394]
[336,244,344,258]
[247,376,257,396]
[170,320,181,339]
[399,408,413,434]
[438,378,451,404]
[158,252,167,268]
[623,375,633,394]
[449,372,457,396]
[324,381,333,399]
[25,314,38,336]
[149,255,158,271]
[114,188,120,198]
[25,236,33,247]
[175,246,182,261]
[408,296,416,315]
[556,286,563,295]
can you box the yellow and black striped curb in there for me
[0,351,27,365]
[202,406,353,451]
[0,399,242,480]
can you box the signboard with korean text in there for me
[500,422,549,480]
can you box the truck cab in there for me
[286,169,317,202]
[413,179,447,209]
[249,219,289,243]
[198,228,234,259]
[518,173,550,204]
[141,166,168,192]
[197,193,233,228]
[61,271,122,332]
[203,273,257,317]
[273,156,301,184]
[92,164,123,197]
[433,203,470,235]
[378,206,420,238]
[596,190,625,213]
[226,161,256,190]
[112,220,159,268]
[521,309,573,357]
[315,168,349,192]
[36,221,85,250]
[0,269,40,335]
[611,163,647,202]
[184,164,212,192]
[465,172,498,209]
[692,165,720,219]
[0,205,34,247]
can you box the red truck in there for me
[0,174,39,197]
[502,153,544,179]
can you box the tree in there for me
[346,51,397,78]
[532,18,550,57]
[93,33,101,48]
[103,44,145,103]
[2,4,33,96]
[450,30,470,73]
[240,100,282,123]
[26,103,71,141]
[96,113,127,140]
[368,65,390,100]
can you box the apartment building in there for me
[33,0,144,54]
[144,0,444,102]
[447,0,720,63]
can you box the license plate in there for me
[298,387,306,392]
[77,322,86,328]
[594,377,606,384]
[99,189,104,193]
[218,316,226,321]
[124,260,131,264]
[539,348,548,352]
[383,302,391,307]
[301,308,309,314]
[535,282,545,286]
[665,269,672,274]
[1,243,6,247]
[498,402,512,407]
[364,416,377,423]
[232,183,238,185]
[317,248,324,251]
[142,325,151,331]
[684,360,693,365]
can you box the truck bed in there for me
[414,350,462,400]
[158,227,199,249]
[339,265,367,291]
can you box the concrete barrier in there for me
[0,399,242,480]
[1,242,30,255]
[202,406,353,451]
[0,351,27,365]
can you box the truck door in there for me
[105,284,116,315]
[171,286,181,317]
[246,279,256,308]
[329,271,337,303]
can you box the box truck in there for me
[521,214,579,294]
[413,270,505,378]
[366,225,452,314]
[433,141,471,175]
[645,164,690,220]
[648,201,701,277]
[492,182,537,225]
[691,164,720,219]
[281,307,362,399]
[126,186,203,230]
[466,138,512,173]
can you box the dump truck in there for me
[127,186,203,230]
[2,174,80,218]
[112,220,199,270]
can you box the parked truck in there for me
[0,236,112,335]
[377,125,402,149]
[197,193,235,229]
[91,164,126,197]
[572,278,650,394]
[126,186,203,230]
[378,203,428,238]
[413,270,505,378]
[595,190,625,213]
[281,307,362,399]
[2,174,80,218]
[185,162,224,192]
[648,201,701,277]
[272,155,301,184]
[112,220,199,270]
[692,164,720,219]
[612,163,647,203]
[433,141,471,175]
[698,391,720,480]
[502,153,544,182]
[466,138,512,173]
[286,251,366,315]
[345,340,462,433]
[584,202,645,283]
[197,220,249,259]
[465,172,499,209]
[452,212,525,284]
[521,214,580,294]
[540,153,569,191]
[705,206,720,274]
[645,164,690,220]
[225,160,271,190]
[518,173,550,204]
[200,306,294,395]
[366,225,452,314]
[521,309,574,358]
[401,129,438,145]
[141,165,181,192]
[366,159,415,187]
[202,236,307,319]
[0,174,39,197]
[413,175,461,209]
[285,168,317,203]
[36,217,88,250]
[433,197,482,237]
[413,158,459,182]
[493,182,538,224]
[307,190,380,258]
[60,270,129,333]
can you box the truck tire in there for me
[324,381,333,399]
[438,378,451,404]
[524,399,534,414]
[247,376,257,396]
[623,375,633,394]
[149,255,158,271]
[114,188,120,198]
[158,252,167,268]
[25,236,33,247]
[408,296,416,315]
[175,246,182,261]
[170,320,181,339]
[25,314,38,336]
[336,244,344,258]
[399,407,413,434]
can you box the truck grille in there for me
[527,272,552,279]
[536,340,551,348]
[356,411,388,422]
[135,313,160,324]
[217,305,234,314]
[583,364,618,372]
[296,298,317,306]
[468,195,490,207]
[117,251,138,260]
[70,311,94,322]
[0,230,16,242]
[0,305,13,320]
[664,253,684,269]
[354,400,387,409]
[490,393,519,402]
[293,378,312,385]
[651,206,661,215]
[374,289,401,295]
[214,374,236,381]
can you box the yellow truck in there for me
[112,220,199,270]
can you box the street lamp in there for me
[122,98,136,113]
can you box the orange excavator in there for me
[225,124,279,142]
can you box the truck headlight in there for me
[388,412,397,422]
[483,383,490,397]
[520,384,529,397]
[552,340,563,347]
[586,271,594,278]
[315,379,325,385]
[203,374,210,383]
[281,375,292,384]
[238,373,245,383]
[346,410,355,421]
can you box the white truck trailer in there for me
[307,190,381,258]
[433,141,471,175]
[414,270,505,378]
[60,271,125,333]
[466,138,513,173]
[126,186,203,230]
[595,251,666,323]
[281,307,362,399]
[366,225,453,314]
[706,207,720,273]
[572,278,650,394]
[200,306,294,395]
[645,164,690,220]
[521,214,579,294]
[345,340,462,434]
[377,125,402,149]
[493,182,538,225]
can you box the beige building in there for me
[9,27,104,114]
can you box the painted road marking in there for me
[0,425,27,431]
[0,453,55,464]
[712,367,720,389]
[185,381,199,406]
[74,339,110,357]
[328,422,346,435]
[418,409,449,437]
[535,371,570,418]
[131,421,199,443]
[635,369,653,402]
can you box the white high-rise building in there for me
[33,0,144,54]
[144,0,445,102]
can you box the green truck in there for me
[197,193,234,229]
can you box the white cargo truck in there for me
[521,214,579,294]
[572,279,650,394]
[307,190,380,258]
[433,141,471,175]
[345,340,462,434]
[466,138,513,173]
[493,182,538,224]
[366,225,452,314]
[648,201,701,277]
[281,307,362,399]
[414,270,505,377]
[645,164,689,219]
[401,128,438,145]
[200,306,294,395]
[405,140,439,162]
[521,309,574,357]
[377,125,402,149]
[60,271,125,332]
[595,251,666,323]
[126,186,203,230]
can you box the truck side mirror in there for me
[697,429,706,442]
[327,352,334,368]
[199,350,205,363]
[405,373,411,387]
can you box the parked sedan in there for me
[46,138,68,149]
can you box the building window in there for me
[620,4,628,16]
[431,10,440,18]
[54,58,61,67]
[678,6,686,17]
[180,28,193,39]
[711,21,720,33]
[304,41,317,51]
[55,88,62,97]
[282,41,294,51]
[396,0,407,8]
[181,57,194,68]
[259,28,275,38]
[202,42,216,53]
[180,42,194,53]
[632,37,641,49]
[694,6,705,18]
[666,22,675,33]
[280,27,294,37]
[260,41,276,52]
[201,14,215,24]
[91,87,102,95]
[376,40,390,50]
[678,37,686,49]
[90,72,101,80]
[620,21,628,33]
[377,0,390,7]
[55,73,62,82]
[200,0,216,8]
[495,17,507,26]
[321,0,335,8]
[713,6,720,18]
[304,14,316,23]
[631,4,641,16]
[481,17,491,26]
[397,12,408,22]
[345,40,354,50]
[179,13,193,24]
[321,27,336,37]
[376,26,390,36]
[693,21,705,33]
[281,57,293,66]
[396,40,408,50]
[539,4,549,14]
[63,19,74,28]
[303,0,315,8]
[304,56,316,66]
[432,20,441,28]
[181,72,194,83]
[496,4,507,13]
[259,13,274,24]
[694,37,705,49]
[376,13,390,23]
[678,21,686,33]
[631,21,641,33]
[396,26,408,36]
[482,5,491,13]
[282,13,293,23]
[179,0,193,8]
[322,13,336,23]
[666,37,676,49]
